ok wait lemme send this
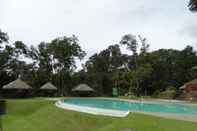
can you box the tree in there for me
[48,36,86,72]
[139,35,149,56]
[120,34,139,96]
[120,34,138,68]
[0,31,33,88]
[0,30,12,88]
[28,35,86,96]
[126,64,152,96]
[0,30,9,45]
[48,36,86,95]
[189,0,197,12]
[0,29,10,71]
[119,34,155,96]
[85,44,126,95]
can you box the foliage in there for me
[26,36,86,95]
[120,34,151,96]
[0,29,9,44]
[158,90,176,99]
[153,86,177,99]
[0,29,86,96]
[166,86,176,91]
[85,44,126,95]
[1,29,197,98]
[189,0,197,12]
[192,65,197,69]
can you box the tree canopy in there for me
[0,29,197,97]
[189,0,197,12]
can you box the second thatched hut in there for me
[39,82,57,97]
[72,84,94,96]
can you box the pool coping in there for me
[46,97,197,105]
[61,97,197,107]
[99,97,197,106]
[55,100,130,117]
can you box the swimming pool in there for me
[62,98,197,115]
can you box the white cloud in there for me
[1,0,196,70]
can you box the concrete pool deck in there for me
[134,111,197,123]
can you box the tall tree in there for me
[0,30,9,45]
[85,44,125,95]
[28,35,86,96]
[189,0,197,12]
[139,35,149,56]
[48,36,86,95]
[0,29,11,87]
[120,34,139,95]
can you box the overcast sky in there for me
[1,0,197,69]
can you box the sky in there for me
[1,0,197,69]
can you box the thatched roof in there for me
[40,82,57,90]
[180,79,197,89]
[185,79,197,85]
[180,85,186,89]
[2,79,32,90]
[72,84,94,92]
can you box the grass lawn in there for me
[2,98,197,131]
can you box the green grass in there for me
[2,99,197,131]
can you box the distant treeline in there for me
[0,30,197,96]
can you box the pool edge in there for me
[55,100,130,117]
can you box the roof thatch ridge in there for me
[40,82,57,90]
[72,83,94,92]
[2,78,32,89]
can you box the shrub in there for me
[152,90,161,98]
[166,86,176,91]
[152,86,177,99]
[158,87,176,99]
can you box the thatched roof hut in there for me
[179,79,197,92]
[72,84,94,92]
[185,79,197,85]
[40,82,57,90]
[180,85,186,90]
[2,79,32,90]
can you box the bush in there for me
[166,86,176,91]
[158,90,176,99]
[151,90,161,98]
[159,86,176,99]
[152,86,177,99]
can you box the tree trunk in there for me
[129,79,132,97]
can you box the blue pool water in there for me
[64,98,197,115]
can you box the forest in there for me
[0,29,197,97]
